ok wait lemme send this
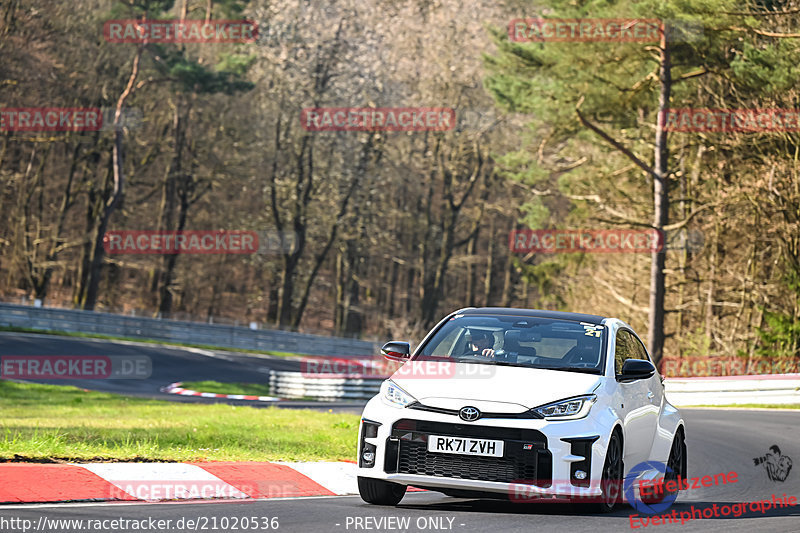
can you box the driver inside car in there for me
[464,330,495,358]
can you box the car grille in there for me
[388,419,551,486]
[397,440,536,482]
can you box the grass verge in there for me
[179,380,273,396]
[0,380,359,463]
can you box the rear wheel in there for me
[357,477,406,505]
[590,431,623,513]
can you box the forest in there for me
[1,0,799,373]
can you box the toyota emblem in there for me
[459,406,481,422]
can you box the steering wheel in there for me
[456,348,504,360]
[496,349,522,363]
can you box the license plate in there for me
[427,435,504,457]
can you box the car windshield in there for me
[416,314,605,374]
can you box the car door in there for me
[628,332,662,457]
[614,329,659,466]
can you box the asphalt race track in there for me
[2,333,799,531]
[0,410,798,532]
[0,331,366,411]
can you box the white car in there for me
[357,307,686,512]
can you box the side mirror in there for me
[381,341,411,362]
[618,359,656,381]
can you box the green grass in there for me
[179,380,273,396]
[0,380,360,463]
[0,325,305,359]
[685,404,800,409]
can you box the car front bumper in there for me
[356,395,619,500]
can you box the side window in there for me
[614,330,631,374]
[630,335,650,362]
[615,330,649,374]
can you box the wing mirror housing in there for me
[618,359,656,381]
[381,341,411,362]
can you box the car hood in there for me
[390,362,602,411]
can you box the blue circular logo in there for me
[623,461,678,514]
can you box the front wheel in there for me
[358,477,406,505]
[589,431,623,513]
[643,429,686,505]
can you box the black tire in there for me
[589,431,623,513]
[643,428,686,505]
[357,477,406,505]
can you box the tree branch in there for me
[574,97,659,180]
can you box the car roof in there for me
[456,307,607,325]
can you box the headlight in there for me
[381,380,416,407]
[532,394,596,420]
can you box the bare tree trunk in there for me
[157,99,194,316]
[291,137,374,329]
[573,30,673,365]
[83,47,142,310]
[706,222,719,346]
[1,0,21,35]
[484,219,495,306]
[405,264,415,314]
[35,142,82,302]
[386,259,399,316]
[420,143,484,325]
[647,28,672,366]
[500,220,515,307]
[334,247,345,332]
[522,277,529,308]
[466,229,477,306]
[73,184,100,307]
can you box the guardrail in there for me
[0,302,376,357]
[268,371,382,400]
[664,374,800,406]
[267,370,800,404]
